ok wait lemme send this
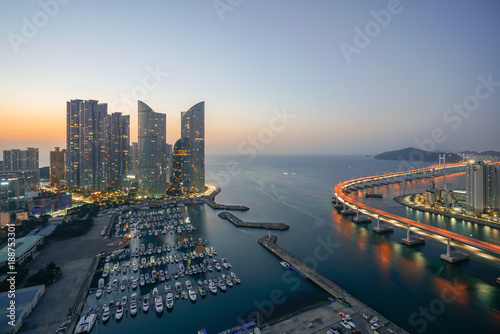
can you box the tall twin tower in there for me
[138,100,205,195]
[66,99,205,196]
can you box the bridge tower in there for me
[401,224,425,245]
[439,154,446,166]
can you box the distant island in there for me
[374,147,461,163]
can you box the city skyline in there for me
[1,1,500,166]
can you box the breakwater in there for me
[218,212,289,230]
[205,187,249,211]
[258,234,408,334]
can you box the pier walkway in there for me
[218,212,289,230]
[205,187,249,211]
[258,234,408,334]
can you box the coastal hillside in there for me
[374,147,461,163]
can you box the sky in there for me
[1,0,499,166]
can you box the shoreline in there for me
[218,212,289,231]
[394,195,500,229]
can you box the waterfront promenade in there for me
[258,234,408,334]
[394,194,500,229]
[218,212,289,230]
[205,187,250,211]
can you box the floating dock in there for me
[205,188,249,211]
[218,212,289,231]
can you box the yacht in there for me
[153,287,159,297]
[142,295,150,312]
[218,278,227,291]
[115,304,124,321]
[175,281,182,293]
[102,304,110,322]
[154,295,164,313]
[215,262,222,271]
[226,276,234,287]
[231,272,241,284]
[95,289,102,298]
[189,288,197,302]
[280,261,290,268]
[209,281,218,294]
[340,319,351,330]
[130,302,137,316]
[166,292,174,309]
[164,284,171,294]
[370,316,379,324]
[121,296,127,306]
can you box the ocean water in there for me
[90,155,500,334]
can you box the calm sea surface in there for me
[90,155,500,334]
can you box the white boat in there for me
[115,304,124,321]
[218,279,226,291]
[74,313,97,334]
[280,261,290,268]
[370,316,379,324]
[142,296,150,312]
[130,302,137,316]
[340,319,351,329]
[121,296,128,306]
[188,288,197,302]
[98,278,105,289]
[95,289,102,298]
[175,281,182,293]
[102,305,110,322]
[209,281,218,294]
[371,323,380,330]
[153,287,159,297]
[166,292,174,309]
[164,284,171,294]
[154,295,164,313]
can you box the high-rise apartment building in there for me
[2,148,39,189]
[106,112,130,188]
[50,147,66,185]
[138,101,167,195]
[171,102,205,194]
[466,161,500,215]
[66,99,108,191]
[67,100,131,191]
[130,142,139,177]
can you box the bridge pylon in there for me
[401,224,425,246]
[372,214,394,233]
[440,238,469,263]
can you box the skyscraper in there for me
[171,138,191,194]
[2,148,39,189]
[66,99,108,191]
[172,101,205,193]
[466,161,500,215]
[130,142,139,177]
[50,147,66,185]
[105,112,130,188]
[138,101,167,195]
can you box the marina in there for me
[79,204,243,330]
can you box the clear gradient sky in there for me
[1,0,499,166]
